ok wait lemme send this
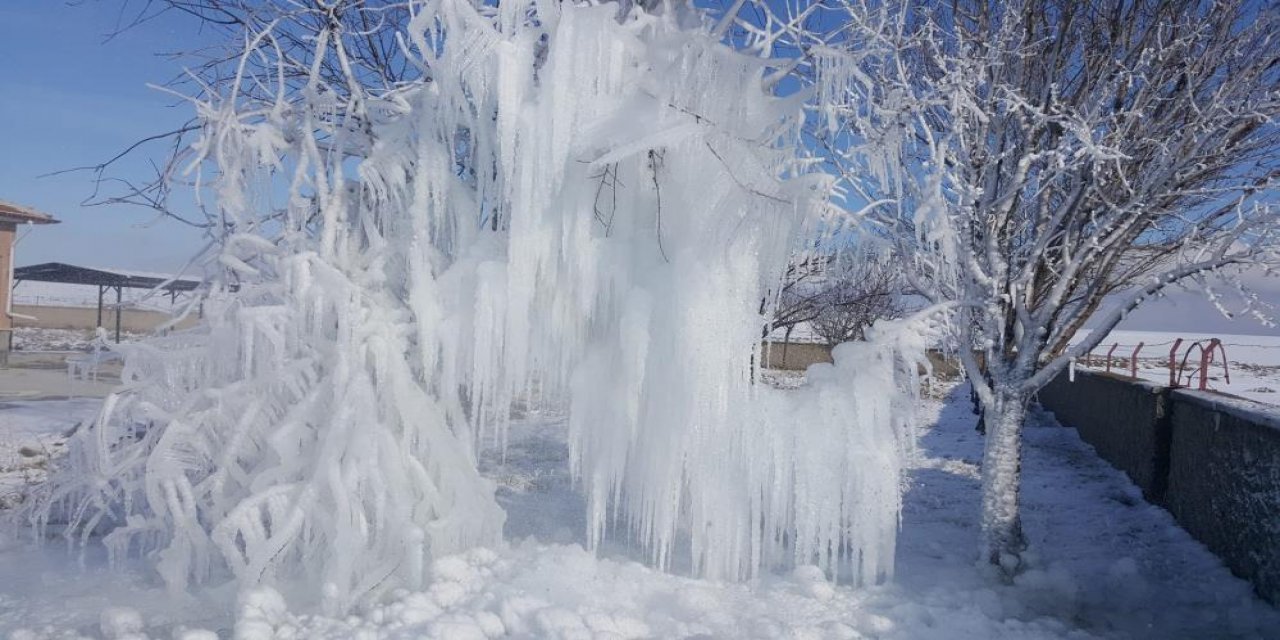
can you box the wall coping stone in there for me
[1171,388,1280,433]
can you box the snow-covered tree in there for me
[768,245,905,346]
[767,255,830,341]
[806,0,1280,571]
[810,249,904,345]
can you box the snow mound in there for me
[0,544,1107,640]
[6,387,1279,639]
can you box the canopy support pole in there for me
[114,285,123,343]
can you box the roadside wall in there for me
[1038,369,1280,605]
[762,344,964,377]
[1037,371,1171,502]
[12,304,199,333]
[1164,391,1280,607]
[762,341,832,370]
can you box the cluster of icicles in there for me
[27,0,924,611]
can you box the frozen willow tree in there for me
[804,0,1280,570]
[30,0,929,609]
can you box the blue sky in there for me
[0,1,208,272]
[2,1,1273,334]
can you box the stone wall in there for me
[1164,391,1280,605]
[1037,369,1280,605]
[12,304,199,333]
[761,341,833,370]
[761,344,966,377]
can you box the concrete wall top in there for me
[1066,369,1280,428]
[1071,367,1168,394]
[1171,388,1280,432]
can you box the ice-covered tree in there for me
[29,0,929,610]
[768,245,905,345]
[810,249,904,345]
[806,0,1280,571]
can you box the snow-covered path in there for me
[892,385,1278,638]
[2,386,1277,639]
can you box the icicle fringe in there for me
[24,2,923,607]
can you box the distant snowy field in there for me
[1073,330,1280,405]
[2,386,1277,639]
[768,323,1280,405]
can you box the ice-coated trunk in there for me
[978,386,1029,572]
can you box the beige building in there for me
[0,201,58,366]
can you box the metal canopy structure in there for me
[13,262,202,343]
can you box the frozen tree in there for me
[767,255,829,341]
[62,1,423,221]
[767,245,905,346]
[809,248,904,346]
[30,0,931,609]
[805,0,1280,571]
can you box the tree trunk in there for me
[979,387,1029,574]
[782,325,792,368]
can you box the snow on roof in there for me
[0,200,59,225]
[77,264,204,282]
[14,263,202,291]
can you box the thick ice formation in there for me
[27,0,922,606]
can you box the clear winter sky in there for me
[0,1,207,272]
[1,1,1276,334]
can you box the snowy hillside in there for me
[1091,265,1280,337]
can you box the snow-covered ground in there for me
[0,399,99,510]
[1073,330,1280,406]
[772,320,1280,407]
[11,328,144,353]
[2,385,1275,639]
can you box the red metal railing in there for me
[1081,336,1231,391]
[1168,338,1184,386]
[1104,342,1119,374]
[1130,342,1145,379]
[1170,338,1231,390]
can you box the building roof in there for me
[0,200,59,225]
[14,262,202,292]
